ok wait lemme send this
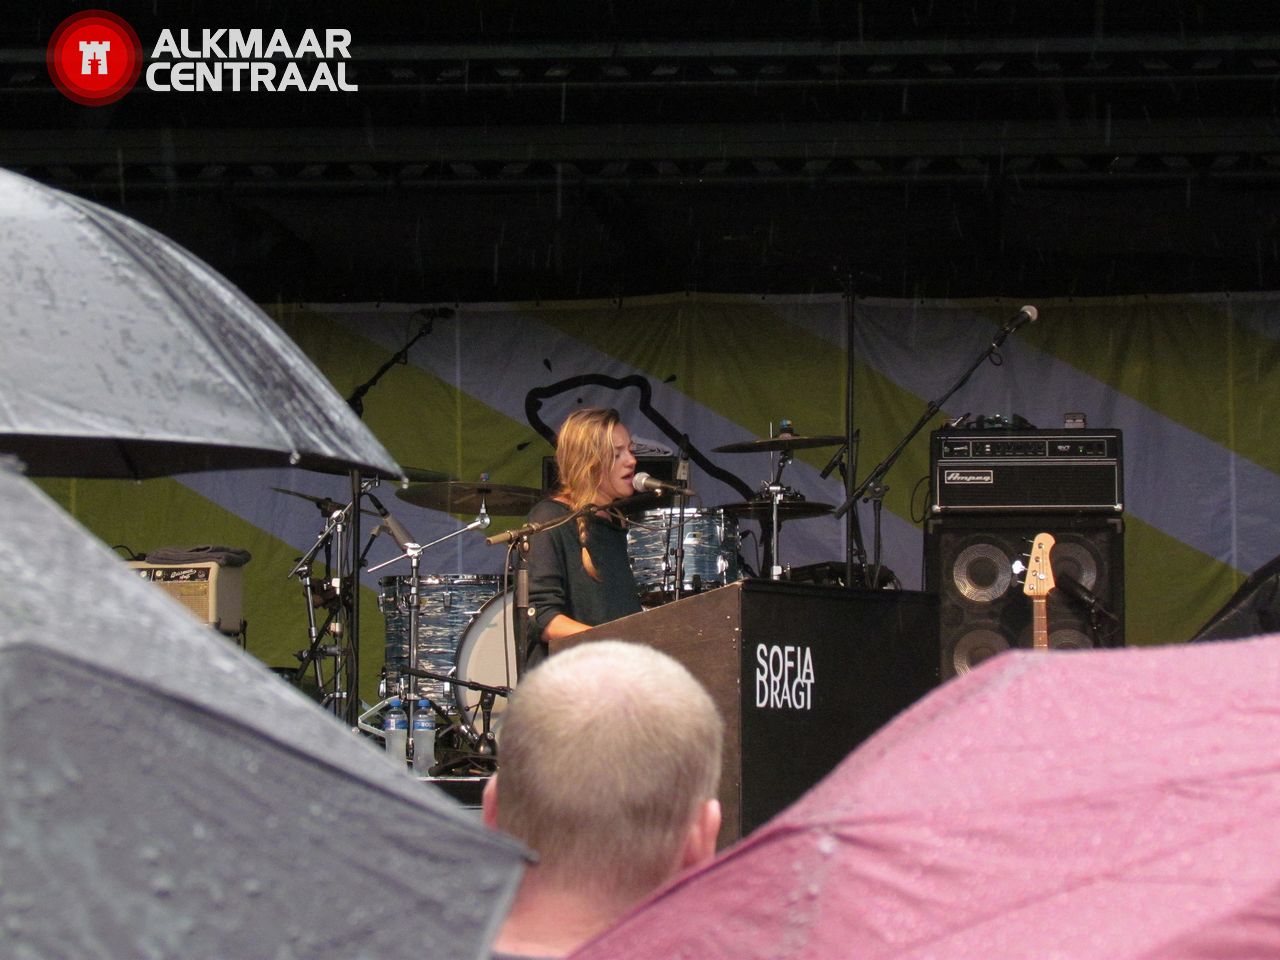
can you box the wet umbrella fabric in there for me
[0,167,400,479]
[0,466,525,959]
[572,638,1280,960]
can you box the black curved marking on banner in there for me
[525,374,754,500]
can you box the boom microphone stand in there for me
[833,306,1039,578]
[342,312,445,726]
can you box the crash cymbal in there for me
[272,487,378,517]
[716,498,834,522]
[395,481,541,516]
[400,465,453,483]
[713,434,846,454]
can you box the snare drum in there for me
[627,508,740,605]
[378,575,502,711]
[453,590,517,732]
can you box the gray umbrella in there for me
[0,167,400,479]
[0,462,526,959]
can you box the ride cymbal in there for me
[395,481,541,515]
[713,434,845,454]
[716,499,834,522]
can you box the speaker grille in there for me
[926,515,1124,679]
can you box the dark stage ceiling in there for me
[5,2,1280,303]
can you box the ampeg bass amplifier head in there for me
[930,429,1123,514]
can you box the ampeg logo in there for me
[944,469,994,484]
[755,643,815,711]
[47,10,143,107]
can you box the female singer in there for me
[525,407,643,666]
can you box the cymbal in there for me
[400,465,453,483]
[395,481,541,516]
[272,487,378,517]
[717,498,834,522]
[713,434,846,454]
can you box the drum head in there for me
[453,590,517,733]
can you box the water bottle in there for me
[412,702,437,774]
[383,698,408,768]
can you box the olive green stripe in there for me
[1023,295,1280,475]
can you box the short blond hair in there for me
[495,641,723,900]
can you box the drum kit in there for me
[280,426,848,774]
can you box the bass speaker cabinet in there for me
[925,514,1125,679]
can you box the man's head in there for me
[484,640,723,905]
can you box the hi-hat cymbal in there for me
[396,481,541,515]
[713,434,846,454]
[716,498,834,522]
[272,487,378,517]
[400,465,453,483]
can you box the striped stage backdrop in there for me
[38,292,1279,702]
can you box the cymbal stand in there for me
[671,437,692,599]
[288,495,361,716]
[765,442,795,580]
[367,508,492,767]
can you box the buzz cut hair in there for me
[494,640,723,899]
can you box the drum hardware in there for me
[368,506,493,765]
[713,422,842,579]
[400,663,508,771]
[672,440,692,599]
[712,433,846,454]
[285,481,382,718]
[395,480,541,516]
[716,496,835,523]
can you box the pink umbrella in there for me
[572,636,1280,959]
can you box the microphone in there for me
[819,437,852,480]
[1057,573,1118,622]
[367,493,418,550]
[632,472,694,497]
[1002,305,1038,334]
[486,514,559,546]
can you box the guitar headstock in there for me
[1023,532,1057,598]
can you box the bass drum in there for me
[453,589,517,733]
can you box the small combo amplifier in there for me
[128,561,244,633]
[930,429,1123,513]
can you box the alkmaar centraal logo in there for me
[47,10,143,106]
[48,10,358,106]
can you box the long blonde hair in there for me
[554,407,623,581]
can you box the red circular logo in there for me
[47,10,143,106]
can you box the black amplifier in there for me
[930,429,1123,513]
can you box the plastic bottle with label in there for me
[383,697,408,768]
[412,702,437,774]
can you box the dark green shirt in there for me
[525,499,642,648]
